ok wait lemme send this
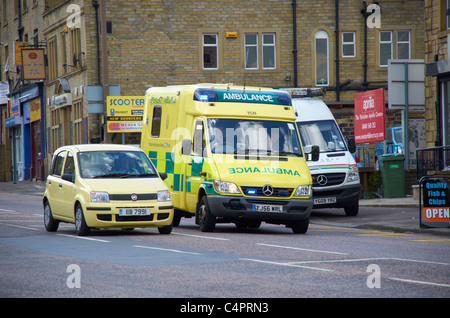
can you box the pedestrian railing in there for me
[416,146,450,180]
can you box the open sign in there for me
[419,176,450,228]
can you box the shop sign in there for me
[54,93,72,109]
[106,96,144,132]
[420,176,450,228]
[21,48,46,80]
[354,88,386,144]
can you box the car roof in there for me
[54,144,142,154]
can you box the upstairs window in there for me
[342,32,356,58]
[202,34,218,70]
[315,31,329,86]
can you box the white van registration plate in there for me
[314,197,337,204]
[252,204,283,212]
[119,208,151,216]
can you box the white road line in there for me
[256,243,348,255]
[0,222,39,230]
[0,209,17,212]
[134,245,202,255]
[240,258,333,272]
[388,277,450,288]
[172,232,230,241]
[56,234,110,243]
[287,257,450,266]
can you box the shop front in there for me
[6,84,46,181]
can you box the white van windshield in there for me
[297,120,347,153]
[208,118,302,156]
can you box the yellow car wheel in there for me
[75,204,90,236]
[44,201,59,232]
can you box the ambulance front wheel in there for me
[197,196,216,232]
[290,218,309,234]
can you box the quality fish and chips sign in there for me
[106,96,144,133]
[420,176,450,229]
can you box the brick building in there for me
[1,0,425,181]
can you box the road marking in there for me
[56,234,110,243]
[0,222,39,230]
[172,232,230,241]
[287,257,449,266]
[134,245,202,255]
[0,208,16,212]
[388,277,450,288]
[240,258,333,272]
[411,238,450,242]
[256,243,348,255]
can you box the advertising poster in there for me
[106,96,144,133]
[354,88,386,144]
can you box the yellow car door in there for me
[47,150,67,217]
[58,151,77,221]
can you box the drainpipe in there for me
[92,0,101,84]
[335,0,340,101]
[361,2,369,90]
[100,0,111,143]
[292,0,298,87]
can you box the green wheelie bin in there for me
[379,154,406,198]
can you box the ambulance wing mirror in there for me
[310,145,320,161]
[305,145,320,161]
[181,139,191,155]
[347,137,356,154]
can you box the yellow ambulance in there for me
[140,84,318,233]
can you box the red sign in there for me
[354,88,385,144]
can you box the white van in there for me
[283,89,360,216]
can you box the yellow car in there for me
[43,144,174,236]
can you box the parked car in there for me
[375,126,403,170]
[43,144,174,236]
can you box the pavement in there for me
[0,180,448,237]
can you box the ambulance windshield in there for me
[208,118,302,156]
[297,120,347,153]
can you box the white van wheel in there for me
[291,218,309,234]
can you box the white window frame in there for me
[245,33,259,70]
[262,33,276,69]
[341,31,356,58]
[396,30,410,60]
[202,33,218,70]
[379,30,392,67]
[315,30,329,86]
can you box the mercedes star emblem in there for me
[317,175,328,186]
[262,184,274,196]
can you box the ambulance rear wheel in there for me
[197,196,216,232]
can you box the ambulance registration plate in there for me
[252,204,283,212]
[119,208,151,216]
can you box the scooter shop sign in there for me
[420,176,450,228]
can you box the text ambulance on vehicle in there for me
[140,84,319,233]
[281,88,361,216]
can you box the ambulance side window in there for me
[193,120,206,157]
[151,105,162,138]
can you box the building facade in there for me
[1,0,425,181]
[425,0,450,148]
